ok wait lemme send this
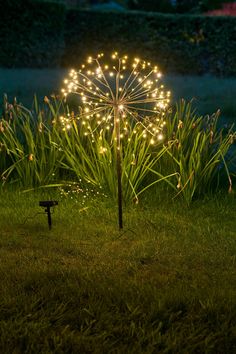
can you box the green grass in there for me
[1,69,236,123]
[0,189,236,353]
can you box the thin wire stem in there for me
[114,105,123,229]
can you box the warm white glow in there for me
[61,52,170,141]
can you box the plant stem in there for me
[114,105,123,229]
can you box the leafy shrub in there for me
[201,0,229,11]
[0,0,65,67]
[63,10,236,76]
[127,0,174,13]
[175,0,200,13]
[0,1,236,75]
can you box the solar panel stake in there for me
[46,205,52,230]
[39,201,58,230]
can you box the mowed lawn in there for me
[0,189,236,353]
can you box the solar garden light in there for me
[61,52,170,229]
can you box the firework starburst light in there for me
[61,52,171,143]
[61,52,171,229]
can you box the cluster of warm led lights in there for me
[61,52,171,143]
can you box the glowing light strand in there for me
[61,53,170,142]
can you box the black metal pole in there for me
[116,144,123,229]
[46,206,52,230]
[114,106,123,229]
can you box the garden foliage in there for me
[0,96,64,186]
[128,0,175,13]
[163,101,235,202]
[127,0,229,12]
[0,96,235,204]
[63,10,236,76]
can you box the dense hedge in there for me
[62,10,236,76]
[0,0,65,67]
[0,1,236,75]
